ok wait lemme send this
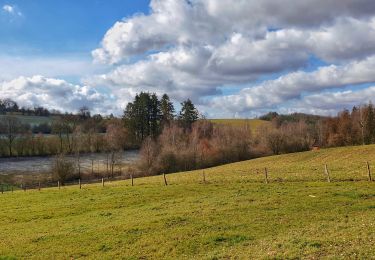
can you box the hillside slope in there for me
[210,119,270,132]
[0,145,374,259]
[0,114,54,126]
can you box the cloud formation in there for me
[87,0,375,117]
[0,76,115,114]
[93,0,375,64]
[2,5,14,13]
[4,0,375,117]
[210,55,375,112]
[0,55,105,82]
[2,4,22,16]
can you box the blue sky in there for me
[1,0,375,117]
[0,0,149,55]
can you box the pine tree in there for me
[123,92,162,142]
[179,99,199,130]
[160,94,175,127]
[150,93,161,138]
[365,103,375,144]
[123,102,137,140]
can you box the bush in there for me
[51,154,77,184]
[137,121,254,175]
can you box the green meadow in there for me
[0,114,54,126]
[0,145,374,259]
[210,119,270,132]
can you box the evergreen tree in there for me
[160,94,175,127]
[150,93,161,138]
[179,99,199,130]
[365,103,375,144]
[123,102,137,140]
[123,92,162,143]
[138,92,151,139]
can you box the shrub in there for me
[51,154,77,184]
[137,120,254,175]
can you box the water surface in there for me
[0,150,139,175]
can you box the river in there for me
[0,150,139,175]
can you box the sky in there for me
[1,0,375,118]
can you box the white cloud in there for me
[87,0,375,117]
[93,0,375,64]
[301,87,375,110]
[0,75,116,115]
[276,86,375,116]
[3,5,14,13]
[90,16,375,107]
[210,55,375,114]
[309,17,375,62]
[89,29,310,102]
[88,45,225,101]
[0,55,106,82]
[2,4,22,16]
[5,0,375,117]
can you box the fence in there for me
[0,160,374,194]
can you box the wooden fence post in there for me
[1,185,3,194]
[58,181,60,189]
[131,174,134,186]
[79,179,82,189]
[163,173,168,186]
[102,178,104,187]
[11,186,13,193]
[367,162,372,181]
[38,182,41,191]
[264,168,269,184]
[97,161,100,177]
[324,164,331,183]
[202,171,206,183]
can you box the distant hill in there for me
[259,112,325,126]
[0,114,55,126]
[210,119,271,131]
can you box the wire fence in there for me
[0,159,373,194]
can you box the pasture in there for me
[0,114,54,126]
[210,119,270,132]
[0,145,374,259]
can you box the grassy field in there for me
[0,145,375,259]
[210,119,270,132]
[0,114,54,126]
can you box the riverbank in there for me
[0,150,139,187]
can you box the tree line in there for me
[135,102,375,175]
[254,103,375,156]
[0,113,108,157]
[0,92,200,185]
[3,92,375,180]
[1,98,56,116]
[129,94,255,175]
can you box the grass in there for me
[0,114,55,126]
[210,119,270,132]
[0,145,375,259]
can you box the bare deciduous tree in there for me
[51,154,76,185]
[73,125,84,179]
[0,116,22,156]
[105,122,127,178]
